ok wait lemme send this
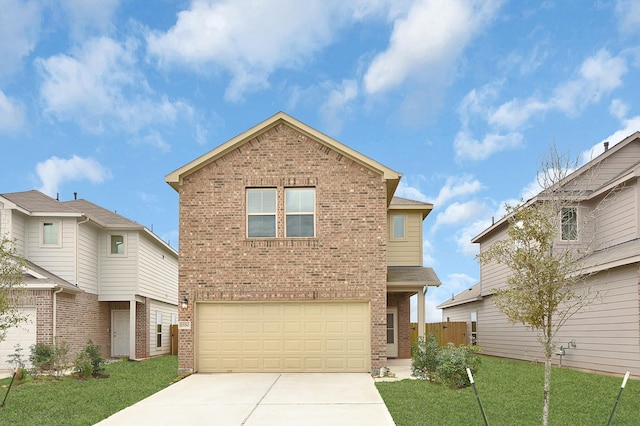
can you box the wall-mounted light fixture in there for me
[181,296,189,309]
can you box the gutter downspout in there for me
[75,216,90,287]
[52,287,63,344]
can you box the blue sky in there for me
[2,0,640,321]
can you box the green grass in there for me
[377,356,640,426]
[0,355,179,425]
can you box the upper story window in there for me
[285,188,315,237]
[561,207,577,241]
[110,235,125,254]
[391,215,405,239]
[247,188,276,238]
[42,221,61,246]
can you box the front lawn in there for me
[377,356,639,425]
[0,355,179,425]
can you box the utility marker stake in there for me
[1,369,17,408]
[607,371,630,426]
[467,367,489,426]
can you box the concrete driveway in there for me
[96,373,395,426]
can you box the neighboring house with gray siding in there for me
[441,131,640,377]
[0,190,178,367]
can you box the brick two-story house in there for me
[166,112,440,374]
[0,191,178,365]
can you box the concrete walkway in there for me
[96,373,395,426]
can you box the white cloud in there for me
[36,155,111,197]
[430,174,485,206]
[432,200,490,231]
[319,79,359,135]
[0,0,41,77]
[457,49,628,162]
[454,217,490,256]
[364,0,504,94]
[422,239,435,266]
[454,130,524,161]
[550,49,627,115]
[36,37,193,138]
[616,0,640,35]
[580,101,640,163]
[146,0,382,101]
[394,179,429,202]
[0,91,26,133]
[60,0,120,38]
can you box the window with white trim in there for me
[110,235,125,254]
[285,188,315,237]
[42,221,61,246]
[156,312,162,348]
[391,215,405,239]
[561,207,577,241]
[247,188,277,238]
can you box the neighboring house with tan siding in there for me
[440,131,640,376]
[0,190,178,367]
[166,112,440,374]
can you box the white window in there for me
[156,312,162,348]
[42,221,60,246]
[561,207,577,241]
[391,215,405,239]
[471,312,477,346]
[285,188,315,237]
[110,235,125,254]
[247,189,277,238]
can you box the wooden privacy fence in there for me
[170,324,178,355]
[410,322,468,347]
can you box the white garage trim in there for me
[196,301,371,373]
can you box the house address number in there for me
[178,321,191,330]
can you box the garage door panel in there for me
[196,302,370,372]
[0,308,37,370]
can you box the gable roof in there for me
[437,282,482,309]
[165,112,403,203]
[1,190,177,256]
[472,131,640,243]
[389,196,434,219]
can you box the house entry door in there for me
[386,308,398,358]
[112,310,130,357]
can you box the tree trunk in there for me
[543,356,551,426]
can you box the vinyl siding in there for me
[9,212,26,255]
[387,211,422,266]
[77,223,99,294]
[591,183,638,248]
[468,265,640,376]
[149,299,177,356]
[26,216,76,283]
[138,234,178,305]
[99,231,139,298]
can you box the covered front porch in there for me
[386,266,440,359]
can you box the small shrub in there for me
[411,333,482,388]
[411,334,440,380]
[436,343,481,388]
[6,343,28,379]
[73,352,93,380]
[73,340,105,379]
[29,340,70,379]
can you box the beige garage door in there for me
[196,301,370,372]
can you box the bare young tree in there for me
[477,145,606,426]
[0,237,26,342]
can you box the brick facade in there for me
[23,290,111,359]
[178,123,389,373]
[387,292,412,358]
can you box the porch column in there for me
[418,287,426,339]
[129,300,136,360]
